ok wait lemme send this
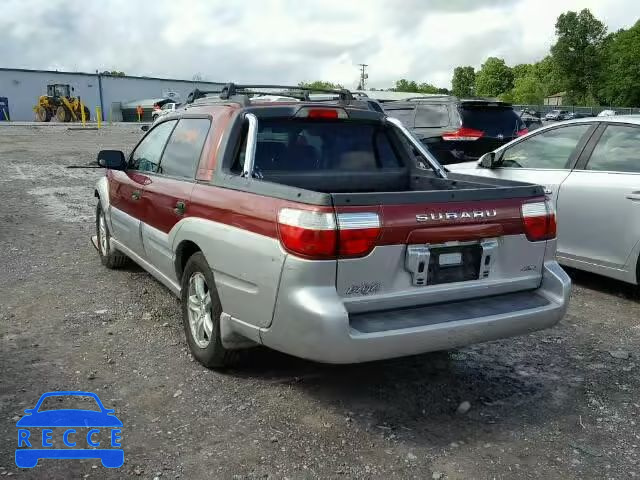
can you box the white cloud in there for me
[1,0,639,88]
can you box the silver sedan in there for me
[449,116,640,293]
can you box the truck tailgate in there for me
[334,195,550,314]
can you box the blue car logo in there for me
[15,391,123,468]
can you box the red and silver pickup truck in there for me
[92,84,570,368]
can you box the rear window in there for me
[385,107,416,128]
[415,105,449,127]
[233,120,404,173]
[459,105,524,137]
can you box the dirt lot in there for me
[0,124,639,480]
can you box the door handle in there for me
[626,193,640,202]
[174,201,186,216]
[131,190,141,201]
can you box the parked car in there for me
[384,97,528,165]
[545,109,569,121]
[92,83,569,368]
[152,102,178,122]
[517,109,543,130]
[598,109,617,117]
[562,112,590,120]
[448,117,640,293]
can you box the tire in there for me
[181,252,241,369]
[96,202,128,269]
[56,105,69,122]
[36,106,50,122]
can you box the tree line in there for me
[303,9,640,107]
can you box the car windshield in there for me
[459,105,524,136]
[38,395,101,412]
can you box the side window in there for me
[129,121,176,172]
[414,105,449,128]
[157,118,211,179]
[586,125,640,173]
[499,124,591,169]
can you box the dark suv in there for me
[384,97,528,165]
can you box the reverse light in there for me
[296,107,348,119]
[442,127,484,141]
[277,209,380,259]
[521,201,556,241]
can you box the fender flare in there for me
[93,176,112,230]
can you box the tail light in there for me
[521,201,556,241]
[296,107,348,119]
[442,127,484,141]
[516,128,529,137]
[277,209,380,259]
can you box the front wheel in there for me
[96,202,127,269]
[181,252,240,369]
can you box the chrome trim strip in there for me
[111,239,181,296]
[386,116,448,179]
[337,212,380,230]
[241,113,259,178]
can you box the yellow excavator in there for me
[34,84,90,122]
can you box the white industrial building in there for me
[0,68,225,121]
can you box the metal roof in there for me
[0,67,225,85]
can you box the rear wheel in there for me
[181,252,240,369]
[56,105,70,122]
[96,202,127,269]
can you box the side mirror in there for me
[141,125,149,132]
[480,151,496,168]
[97,150,127,170]
[24,408,34,414]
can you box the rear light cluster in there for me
[295,107,348,119]
[521,201,556,241]
[277,209,380,259]
[516,128,529,137]
[442,127,484,141]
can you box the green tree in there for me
[475,57,514,97]
[298,81,344,90]
[451,66,476,97]
[101,70,125,77]
[599,21,640,106]
[551,8,607,103]
[510,74,546,104]
[394,79,420,92]
[393,79,447,94]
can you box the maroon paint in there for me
[108,170,150,220]
[141,175,195,234]
[188,184,335,239]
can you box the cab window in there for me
[157,118,211,179]
[129,120,176,172]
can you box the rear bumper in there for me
[259,261,570,364]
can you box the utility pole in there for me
[358,64,368,90]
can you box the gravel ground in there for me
[0,124,639,480]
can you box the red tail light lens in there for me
[337,213,381,257]
[521,202,556,241]
[296,107,348,119]
[278,209,337,259]
[442,127,484,141]
[516,128,529,137]
[277,209,380,259]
